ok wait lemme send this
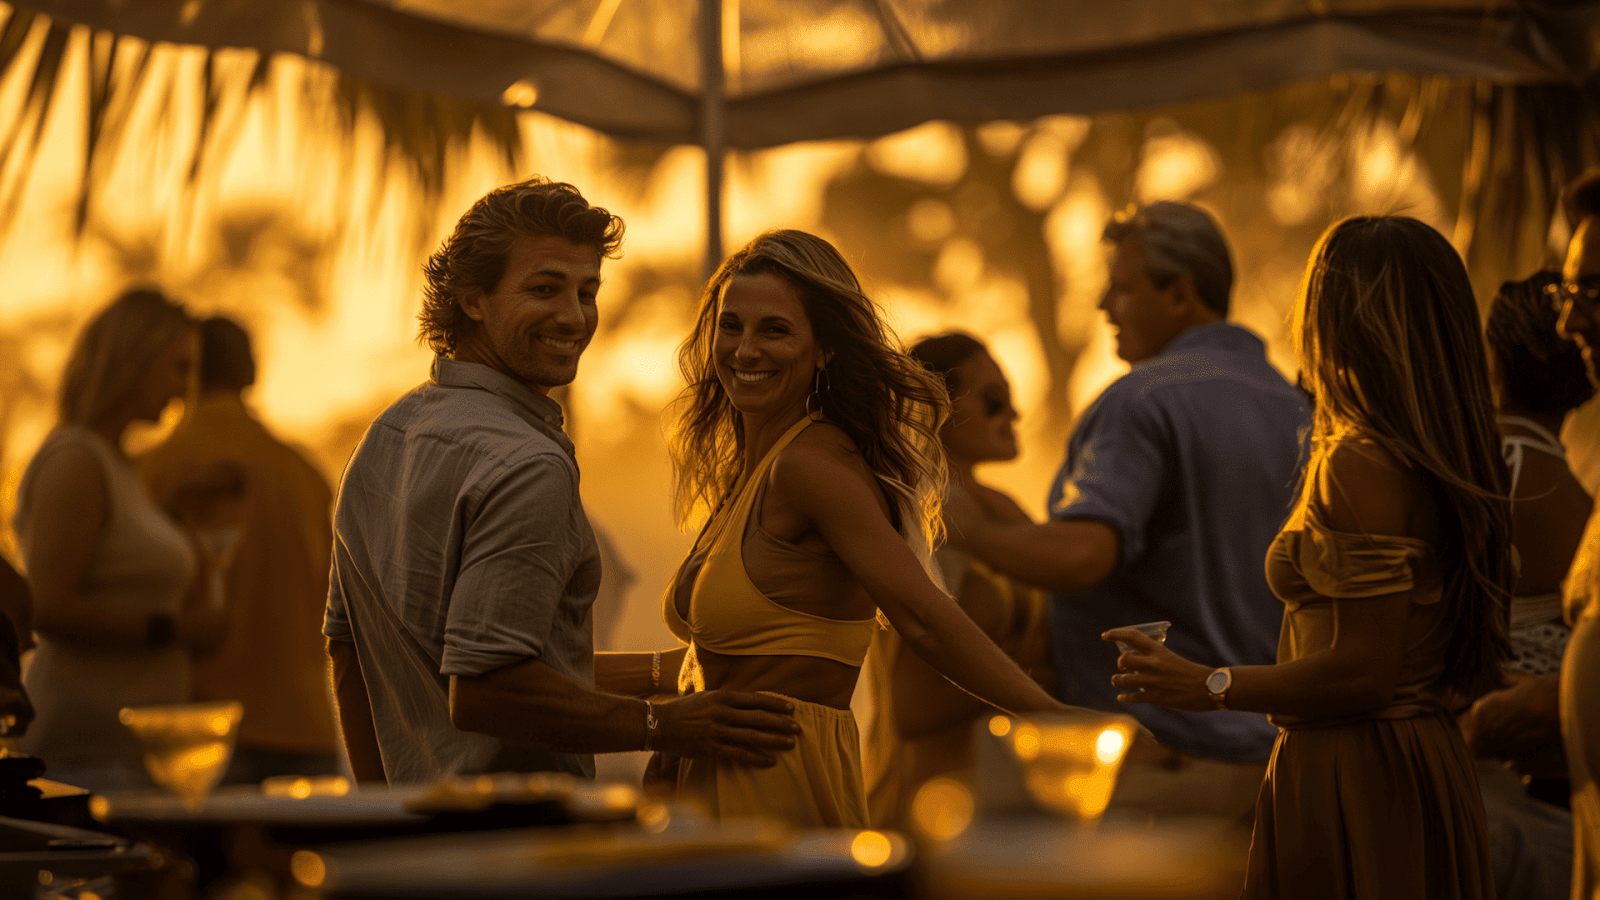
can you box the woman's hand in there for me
[1102,629,1217,711]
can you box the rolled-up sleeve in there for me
[440,453,580,676]
[1049,385,1169,570]
[324,566,352,642]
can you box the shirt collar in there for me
[1161,321,1263,357]
[431,356,575,456]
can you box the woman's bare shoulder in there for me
[770,422,877,497]
[20,441,108,544]
[779,421,863,466]
[28,442,105,497]
[1316,436,1427,538]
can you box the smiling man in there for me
[948,201,1309,824]
[325,178,797,785]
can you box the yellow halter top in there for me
[663,417,878,685]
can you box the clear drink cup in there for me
[1111,620,1171,654]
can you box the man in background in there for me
[948,200,1310,823]
[142,316,339,781]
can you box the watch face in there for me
[1206,669,1229,694]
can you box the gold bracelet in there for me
[643,700,659,752]
[650,650,661,693]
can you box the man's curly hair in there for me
[418,177,624,355]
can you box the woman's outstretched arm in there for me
[775,436,1066,717]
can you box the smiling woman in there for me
[713,271,828,426]
[617,229,1080,828]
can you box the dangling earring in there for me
[806,366,831,421]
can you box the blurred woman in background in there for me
[863,332,1054,827]
[1464,271,1593,770]
[1108,217,1513,899]
[14,288,235,790]
[1458,270,1593,899]
[1485,271,1593,678]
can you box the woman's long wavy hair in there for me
[669,229,950,560]
[1293,216,1512,701]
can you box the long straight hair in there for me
[669,230,949,561]
[1293,216,1512,700]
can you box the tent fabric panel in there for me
[720,15,1566,147]
[373,0,1536,95]
[17,0,703,141]
[11,0,1588,149]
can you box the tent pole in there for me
[700,0,725,280]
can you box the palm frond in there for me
[0,4,523,248]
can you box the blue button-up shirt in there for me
[1048,322,1310,762]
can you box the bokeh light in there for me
[910,776,974,841]
[849,830,893,868]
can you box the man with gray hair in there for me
[949,200,1309,824]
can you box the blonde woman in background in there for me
[1109,217,1514,899]
[14,288,237,790]
[863,331,1055,827]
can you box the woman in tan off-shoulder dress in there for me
[1106,216,1513,899]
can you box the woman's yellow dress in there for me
[1249,459,1495,899]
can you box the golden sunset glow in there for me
[0,8,1589,899]
[0,15,1498,663]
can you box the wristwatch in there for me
[1205,667,1233,710]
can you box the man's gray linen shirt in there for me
[325,356,600,784]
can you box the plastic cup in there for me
[1111,620,1171,654]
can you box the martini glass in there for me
[988,712,1139,820]
[119,701,242,811]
